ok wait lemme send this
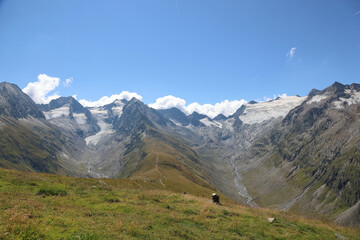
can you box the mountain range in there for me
[0,81,359,226]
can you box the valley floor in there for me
[0,168,359,239]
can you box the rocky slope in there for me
[156,95,306,204]
[39,97,100,138]
[237,82,360,226]
[72,98,216,192]
[0,82,45,119]
[0,82,86,176]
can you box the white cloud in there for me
[188,100,248,118]
[64,77,73,87]
[79,91,143,107]
[149,95,187,113]
[23,74,61,104]
[355,10,360,15]
[262,93,288,102]
[149,95,247,118]
[286,47,296,61]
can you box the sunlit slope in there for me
[0,168,359,239]
[115,126,217,196]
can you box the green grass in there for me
[0,168,359,239]
[37,187,68,196]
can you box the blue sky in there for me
[0,0,360,116]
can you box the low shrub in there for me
[37,187,67,196]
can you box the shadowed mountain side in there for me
[0,82,44,119]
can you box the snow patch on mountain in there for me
[333,89,360,109]
[73,113,87,125]
[85,120,114,146]
[43,106,70,120]
[85,107,114,146]
[88,107,107,117]
[223,118,235,131]
[307,94,329,104]
[239,96,306,124]
[200,118,222,128]
[170,119,184,127]
[111,100,125,116]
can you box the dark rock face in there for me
[213,114,227,121]
[114,98,170,135]
[0,82,45,119]
[187,112,207,127]
[308,89,321,97]
[158,107,190,126]
[229,105,246,119]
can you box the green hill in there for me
[0,168,359,239]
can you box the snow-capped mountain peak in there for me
[238,96,306,124]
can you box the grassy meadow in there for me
[0,168,359,239]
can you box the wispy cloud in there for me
[355,10,360,15]
[64,77,73,87]
[261,93,288,102]
[286,47,297,61]
[23,74,61,104]
[175,0,180,13]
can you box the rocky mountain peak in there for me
[187,112,208,127]
[308,88,321,97]
[40,96,83,113]
[0,82,21,95]
[0,82,45,119]
[157,107,190,126]
[350,83,360,91]
[38,96,100,138]
[213,113,227,121]
[188,111,207,120]
[112,98,169,134]
[230,105,246,119]
[322,81,345,94]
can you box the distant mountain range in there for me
[0,81,359,226]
